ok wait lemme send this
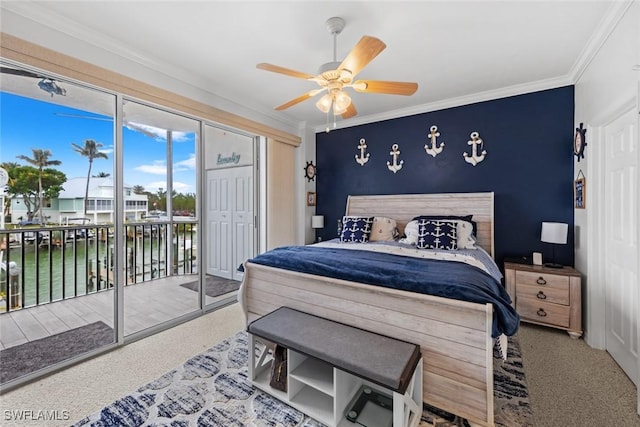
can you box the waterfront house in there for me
[9,177,148,225]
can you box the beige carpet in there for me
[518,323,638,426]
[1,305,638,426]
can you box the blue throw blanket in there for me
[247,246,519,337]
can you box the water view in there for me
[0,223,197,311]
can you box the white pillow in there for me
[369,216,398,242]
[455,220,477,249]
[399,220,419,245]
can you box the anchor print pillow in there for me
[416,219,458,250]
[340,216,374,243]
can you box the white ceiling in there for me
[0,1,620,132]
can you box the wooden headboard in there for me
[345,192,495,258]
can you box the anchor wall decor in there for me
[463,131,487,166]
[355,138,370,166]
[387,143,404,173]
[424,125,445,157]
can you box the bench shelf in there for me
[247,307,423,427]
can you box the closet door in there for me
[206,169,232,279]
[232,166,254,280]
[604,108,638,385]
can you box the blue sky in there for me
[0,92,196,194]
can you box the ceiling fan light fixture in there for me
[316,93,333,113]
[333,90,351,113]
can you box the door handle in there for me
[536,276,547,285]
[536,308,547,317]
[536,291,547,300]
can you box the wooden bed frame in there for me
[238,192,497,426]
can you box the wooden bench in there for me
[247,307,423,427]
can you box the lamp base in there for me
[544,262,564,269]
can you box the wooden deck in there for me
[0,275,235,350]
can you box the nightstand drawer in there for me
[515,270,569,290]
[517,297,570,328]
[516,283,569,305]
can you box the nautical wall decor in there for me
[304,161,316,181]
[355,138,370,166]
[424,125,445,157]
[387,143,404,173]
[463,131,487,166]
[573,123,587,162]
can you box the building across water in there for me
[9,177,148,225]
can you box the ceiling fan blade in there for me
[341,103,357,119]
[0,67,43,79]
[338,36,386,78]
[353,80,418,95]
[275,90,323,111]
[257,63,316,80]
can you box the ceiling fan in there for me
[1,66,67,97]
[257,17,418,122]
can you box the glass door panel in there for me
[203,125,255,307]
[121,100,199,336]
[0,62,116,386]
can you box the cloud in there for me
[144,180,191,193]
[174,153,195,171]
[126,122,192,143]
[135,160,166,175]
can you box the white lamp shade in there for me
[311,215,325,229]
[541,222,568,244]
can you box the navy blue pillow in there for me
[412,214,477,236]
[417,219,458,250]
[340,216,374,243]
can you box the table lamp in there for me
[312,215,325,242]
[541,222,568,268]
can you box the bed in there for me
[238,192,516,427]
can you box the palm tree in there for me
[92,171,111,178]
[71,139,109,216]
[16,149,61,223]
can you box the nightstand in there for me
[504,261,582,339]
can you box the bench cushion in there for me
[248,307,421,394]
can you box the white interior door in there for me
[206,166,254,280]
[232,167,254,281]
[605,108,638,385]
[206,170,232,279]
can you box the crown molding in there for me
[569,0,635,83]
[315,75,573,133]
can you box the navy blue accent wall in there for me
[315,86,575,268]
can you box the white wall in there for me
[574,0,639,348]
[300,125,317,245]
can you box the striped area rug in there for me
[72,331,533,426]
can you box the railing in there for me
[0,221,197,312]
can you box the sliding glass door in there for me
[0,61,116,386]
[203,125,255,307]
[121,100,200,336]
[0,59,258,388]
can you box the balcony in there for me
[0,221,239,385]
[0,221,197,312]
